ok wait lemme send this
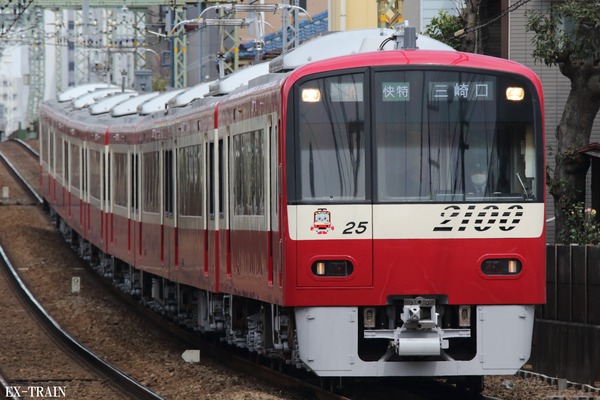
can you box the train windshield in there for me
[290,68,542,204]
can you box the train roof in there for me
[138,89,186,115]
[72,88,130,110]
[90,92,138,115]
[168,81,213,108]
[52,27,498,128]
[57,83,119,102]
[208,62,271,96]
[268,28,453,72]
[110,92,161,117]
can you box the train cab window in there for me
[292,73,367,203]
[373,69,542,203]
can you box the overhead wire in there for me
[453,0,533,38]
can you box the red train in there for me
[39,28,545,391]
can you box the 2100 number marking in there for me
[433,204,523,232]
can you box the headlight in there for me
[506,86,525,101]
[301,88,321,102]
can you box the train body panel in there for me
[285,203,545,305]
[294,305,534,377]
[39,29,546,383]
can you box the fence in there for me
[529,245,600,385]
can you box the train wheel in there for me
[465,376,484,393]
[320,377,342,393]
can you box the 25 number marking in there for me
[343,221,369,234]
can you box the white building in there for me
[0,46,29,138]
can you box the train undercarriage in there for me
[53,210,533,394]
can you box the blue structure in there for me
[238,11,329,59]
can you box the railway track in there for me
[0,138,503,400]
[0,139,42,203]
[0,243,164,400]
[0,139,164,399]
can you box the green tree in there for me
[422,0,481,53]
[526,0,600,243]
[152,76,168,92]
[423,10,464,50]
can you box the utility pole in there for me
[26,7,44,130]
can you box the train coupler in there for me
[364,297,471,357]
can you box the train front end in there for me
[282,51,545,381]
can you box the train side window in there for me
[143,152,160,213]
[56,136,63,179]
[130,153,139,211]
[164,149,174,214]
[232,130,264,216]
[218,138,225,218]
[71,143,80,190]
[114,153,127,207]
[178,145,203,216]
[208,140,225,218]
[89,150,101,199]
[209,142,215,217]
[82,148,87,194]
[64,141,69,185]
[105,154,111,204]
[49,131,55,173]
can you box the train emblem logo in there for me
[310,208,334,234]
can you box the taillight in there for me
[311,260,354,277]
[481,258,522,276]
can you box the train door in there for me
[49,126,56,203]
[270,117,283,288]
[229,116,272,292]
[139,140,162,270]
[81,142,88,238]
[206,128,227,292]
[69,140,82,234]
[129,146,139,264]
[163,137,176,276]
[56,133,64,210]
[103,147,111,253]
[64,139,70,218]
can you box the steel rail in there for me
[0,157,165,400]
[0,244,165,400]
[11,138,40,159]
[0,149,43,204]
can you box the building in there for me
[0,47,28,138]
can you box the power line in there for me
[454,0,532,38]
[0,0,35,39]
